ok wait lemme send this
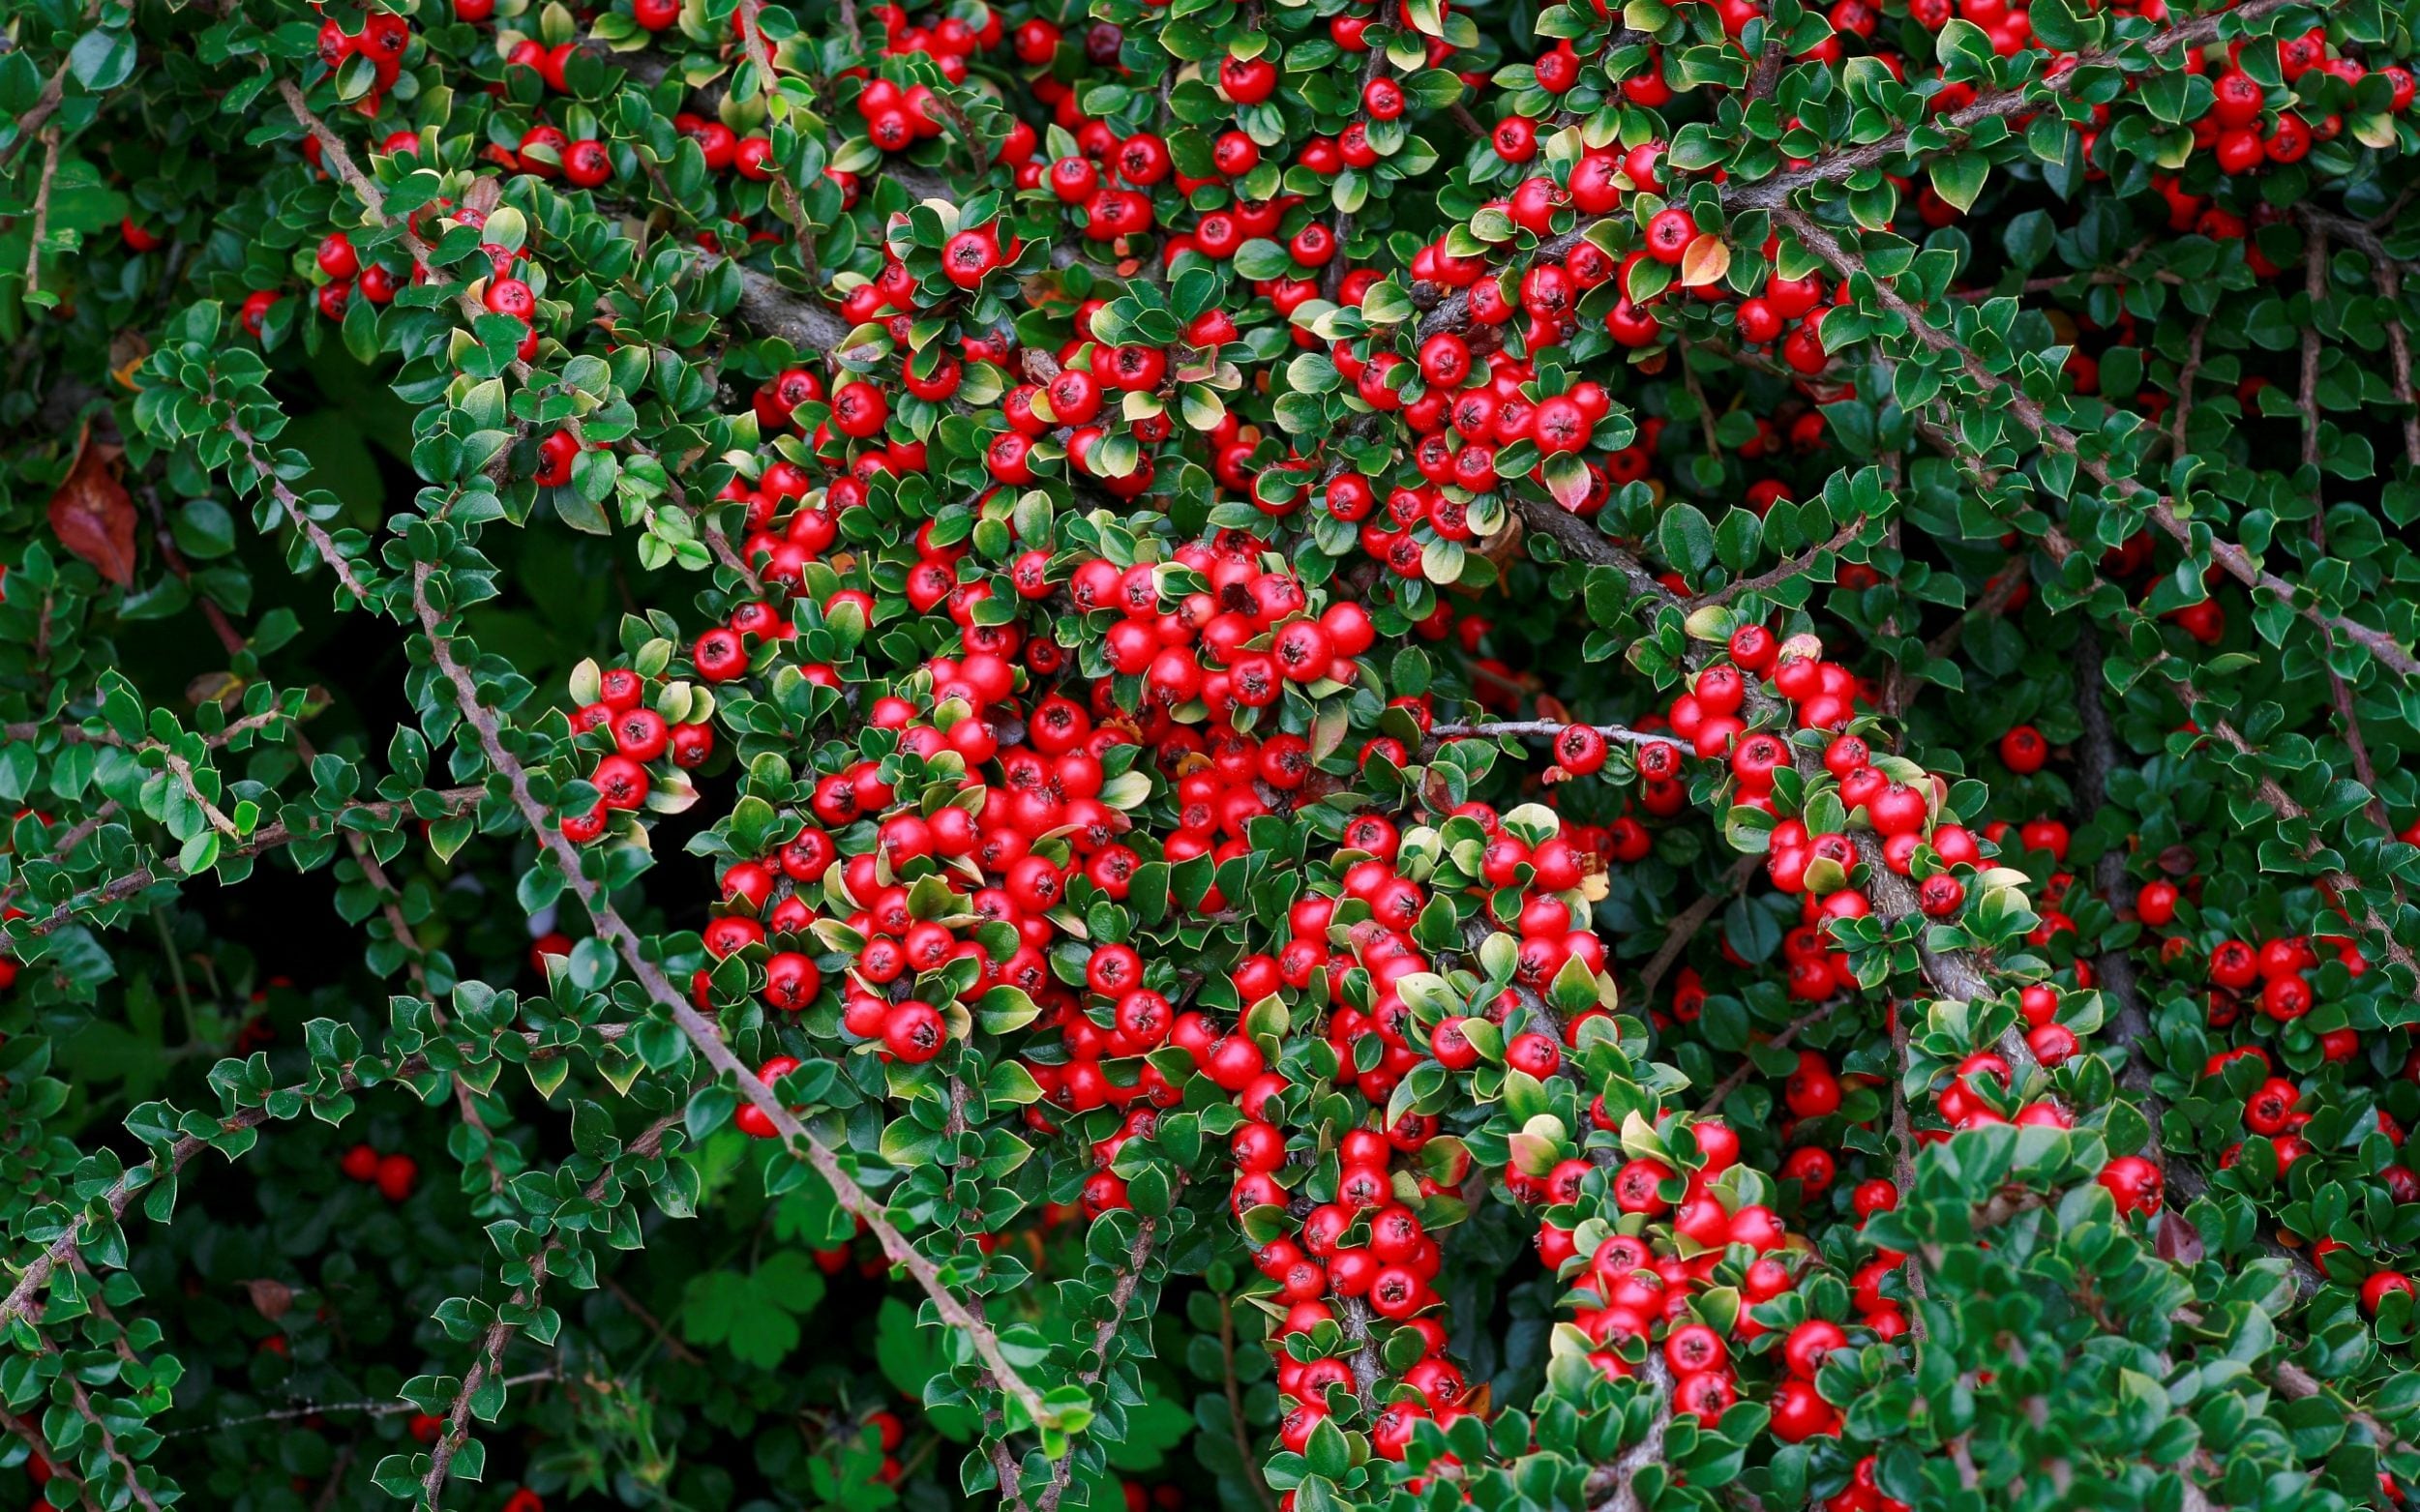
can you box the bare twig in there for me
[21,130,60,301]
[1640,856,1757,999]
[1695,997,1845,1115]
[1688,514,1871,611]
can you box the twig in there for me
[1581,1354,1674,1512]
[163,1371,564,1437]
[1217,1291,1277,1512]
[221,415,373,601]
[731,0,821,292]
[421,1119,674,1508]
[2071,627,2156,1124]
[9,786,485,940]
[1031,1180,1189,1512]
[1688,514,1870,611]
[600,1275,702,1364]
[1428,719,1672,750]
[1886,1003,1930,1338]
[2166,313,2209,460]
[1639,856,1757,999]
[21,130,60,301]
[1694,997,1845,1115]
[1726,0,2297,212]
[1923,559,2024,663]
[0,0,101,174]
[2292,221,2394,838]
[0,1028,624,1332]
[2166,683,2420,983]
[1777,206,2420,681]
[409,566,1059,1438]
[0,1405,95,1511]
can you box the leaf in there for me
[1927,153,1988,214]
[67,28,137,90]
[47,426,136,585]
[1679,234,1731,290]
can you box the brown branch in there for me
[1031,1177,1190,1512]
[1695,996,1845,1115]
[1923,558,2024,664]
[2291,219,2394,839]
[3,705,284,751]
[421,1115,676,1507]
[0,1405,95,1511]
[1726,0,2298,212]
[2166,313,2210,461]
[1688,514,1871,611]
[1428,719,1672,750]
[1217,1291,1277,1512]
[1641,855,1757,1000]
[731,0,821,292]
[52,1351,164,1512]
[0,1027,625,1332]
[22,129,59,301]
[2306,209,2420,469]
[2071,626,2156,1122]
[734,265,855,351]
[222,415,373,601]
[1746,35,1786,101]
[1777,206,2420,681]
[408,565,1058,1433]
[2166,683,2419,984]
[1581,1354,1675,1512]
[8,786,485,941]
[1325,51,1386,303]
[1886,1003,1930,1338]
[601,1276,702,1365]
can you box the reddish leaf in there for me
[47,428,137,586]
[2155,1211,2204,1265]
[243,1278,295,1321]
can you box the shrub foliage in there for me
[1,0,2419,1506]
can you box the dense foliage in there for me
[2,0,2419,1504]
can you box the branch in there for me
[1428,719,1673,749]
[8,786,486,940]
[0,1405,95,1511]
[408,565,1059,1437]
[1641,855,1757,1000]
[1725,0,2299,212]
[1216,1290,1277,1512]
[2285,220,2396,841]
[0,0,100,175]
[2071,626,2157,1118]
[1031,1179,1190,1512]
[21,129,59,302]
[0,1027,623,1332]
[2313,212,2420,469]
[2166,682,2420,984]
[734,265,856,351]
[1922,558,2025,664]
[731,0,821,292]
[1694,996,1845,1115]
[222,414,374,602]
[1776,206,2420,682]
[1581,1354,1675,1512]
[420,1115,676,1508]
[1686,513,1870,611]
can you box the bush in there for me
[1,0,2418,1506]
